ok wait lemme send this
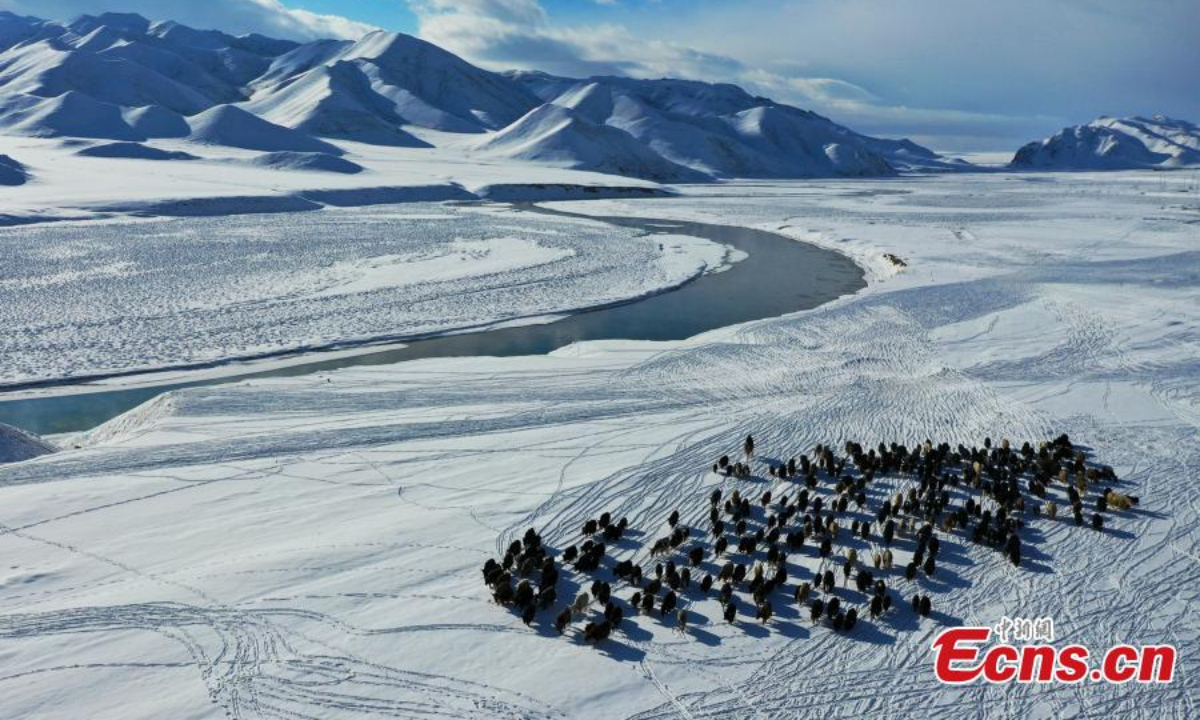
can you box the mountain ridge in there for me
[0,10,961,182]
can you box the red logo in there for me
[932,626,1176,684]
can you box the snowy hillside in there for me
[0,11,962,183]
[509,72,968,177]
[0,422,55,463]
[478,103,709,183]
[186,104,342,155]
[0,152,27,184]
[1011,115,1200,169]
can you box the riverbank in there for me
[0,207,862,434]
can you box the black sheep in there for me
[668,510,680,528]
[1092,513,1104,530]
[811,599,825,623]
[555,608,571,634]
[537,586,557,609]
[923,555,936,578]
[919,595,932,617]
[584,620,612,643]
[661,591,678,618]
[870,595,884,618]
[522,603,536,626]
[724,601,738,624]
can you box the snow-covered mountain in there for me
[477,103,709,183]
[0,10,963,182]
[507,72,966,177]
[1011,115,1200,170]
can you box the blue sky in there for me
[4,0,1197,152]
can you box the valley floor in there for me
[0,172,1197,719]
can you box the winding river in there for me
[0,205,865,435]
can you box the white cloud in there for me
[0,0,377,40]
[404,0,1057,150]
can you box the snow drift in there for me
[1011,115,1200,170]
[0,423,56,464]
[246,151,363,174]
[0,153,28,184]
[76,142,199,161]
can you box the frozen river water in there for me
[0,204,864,433]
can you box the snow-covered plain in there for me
[0,172,1197,719]
[0,203,732,387]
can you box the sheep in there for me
[494,582,515,605]
[715,536,729,557]
[724,601,738,624]
[591,580,612,605]
[883,549,894,569]
[668,510,680,528]
[572,592,591,617]
[555,608,571,634]
[757,600,773,624]
[810,599,825,623]
[745,434,756,460]
[583,620,612,643]
[563,545,579,563]
[538,586,558,610]
[733,563,748,584]
[677,609,689,634]
[514,580,535,608]
[604,601,624,629]
[1045,501,1058,520]
[583,519,598,536]
[641,591,655,614]
[1106,490,1135,510]
[522,603,536,626]
[701,574,714,593]
[822,569,836,594]
[689,546,705,566]
[923,555,936,578]
[869,595,884,618]
[720,582,734,605]
[661,591,678,618]
[718,562,735,583]
[827,597,841,618]
[795,581,811,604]
[905,562,918,582]
[919,595,932,617]
[1092,513,1104,531]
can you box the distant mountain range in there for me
[0,12,1193,182]
[0,11,969,182]
[1010,115,1200,170]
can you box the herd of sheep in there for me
[481,433,1135,646]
